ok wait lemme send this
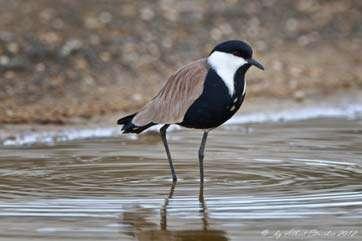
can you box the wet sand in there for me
[0,118,361,240]
[1,90,362,146]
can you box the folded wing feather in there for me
[133,59,208,126]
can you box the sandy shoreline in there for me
[1,90,361,146]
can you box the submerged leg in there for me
[161,182,176,230]
[160,124,177,182]
[198,131,209,183]
[198,181,209,230]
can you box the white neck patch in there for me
[207,51,247,96]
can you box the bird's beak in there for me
[247,58,264,70]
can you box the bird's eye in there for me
[232,51,242,57]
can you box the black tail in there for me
[117,113,155,134]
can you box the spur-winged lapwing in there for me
[118,40,264,182]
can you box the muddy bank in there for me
[0,0,361,123]
[1,90,362,146]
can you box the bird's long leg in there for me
[198,131,209,183]
[160,124,177,182]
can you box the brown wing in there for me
[133,58,208,126]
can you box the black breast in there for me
[179,68,245,129]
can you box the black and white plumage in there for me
[117,40,264,182]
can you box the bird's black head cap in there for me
[210,40,253,59]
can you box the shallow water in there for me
[0,118,362,241]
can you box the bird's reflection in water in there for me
[121,182,228,241]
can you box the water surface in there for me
[0,118,362,240]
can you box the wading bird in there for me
[118,40,264,183]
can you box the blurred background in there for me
[0,0,361,124]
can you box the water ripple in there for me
[0,118,361,240]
